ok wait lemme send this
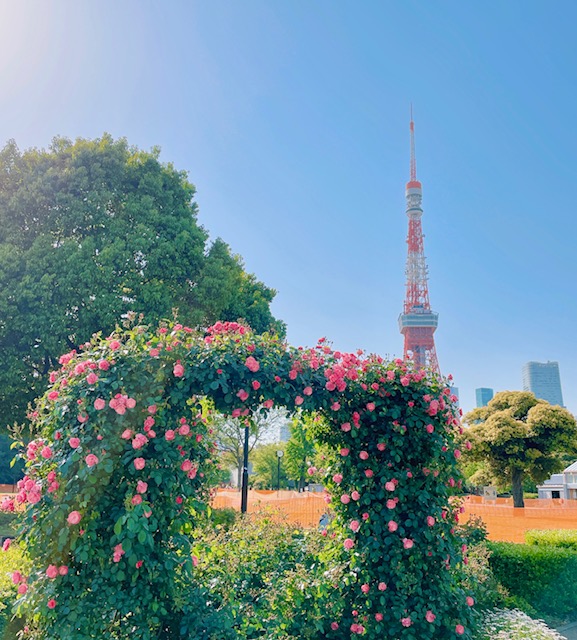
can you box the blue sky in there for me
[1,1,576,415]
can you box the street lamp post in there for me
[276,449,284,492]
[241,423,250,513]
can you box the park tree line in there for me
[0,135,284,431]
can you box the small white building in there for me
[537,461,577,500]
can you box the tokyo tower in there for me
[398,114,440,374]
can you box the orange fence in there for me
[212,490,577,542]
[212,489,327,528]
[461,495,577,543]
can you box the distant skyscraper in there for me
[522,361,564,407]
[475,388,494,407]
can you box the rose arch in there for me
[7,321,476,639]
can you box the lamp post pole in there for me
[276,449,284,492]
[241,423,250,513]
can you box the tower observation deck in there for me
[398,115,440,373]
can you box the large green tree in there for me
[461,391,577,507]
[0,135,284,429]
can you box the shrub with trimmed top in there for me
[488,541,577,620]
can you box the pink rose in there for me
[58,566,68,576]
[359,451,369,460]
[378,581,387,591]
[360,583,369,594]
[307,466,316,476]
[377,442,386,451]
[332,473,343,484]
[94,398,106,410]
[426,423,434,433]
[456,625,465,635]
[331,622,339,631]
[351,491,360,501]
[46,565,58,579]
[86,372,98,385]
[47,598,57,609]
[17,583,27,594]
[133,458,146,470]
[109,340,121,350]
[365,469,374,478]
[341,422,351,432]
[426,611,436,623]
[366,402,375,412]
[340,494,350,504]
[340,448,349,456]
[295,396,304,406]
[41,446,53,459]
[386,499,396,509]
[303,386,312,396]
[67,511,82,525]
[165,430,175,441]
[403,538,414,549]
[11,571,22,584]
[375,613,383,622]
[385,481,395,492]
[136,481,148,494]
[98,359,110,370]
[85,454,99,467]
[401,617,412,628]
[427,516,435,527]
[69,438,80,449]
[252,380,261,390]
[132,495,142,505]
[454,449,462,459]
[349,520,360,532]
[181,460,192,472]
[173,362,184,377]
[236,389,249,402]
[245,356,260,372]
[466,596,474,607]
[343,538,354,550]
[2,538,11,551]
[388,520,398,532]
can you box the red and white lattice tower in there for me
[398,114,440,374]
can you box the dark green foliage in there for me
[488,541,577,620]
[0,434,24,484]
[208,507,238,531]
[0,136,283,430]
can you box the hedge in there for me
[487,541,577,620]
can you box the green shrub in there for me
[459,542,506,611]
[488,541,577,620]
[0,545,27,637]
[209,507,238,531]
[525,529,577,550]
[0,512,18,537]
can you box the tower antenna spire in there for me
[409,105,417,182]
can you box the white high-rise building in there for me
[522,361,564,407]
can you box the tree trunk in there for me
[511,468,525,508]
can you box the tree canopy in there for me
[461,391,577,507]
[0,135,284,428]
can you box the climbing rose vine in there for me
[6,321,477,639]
